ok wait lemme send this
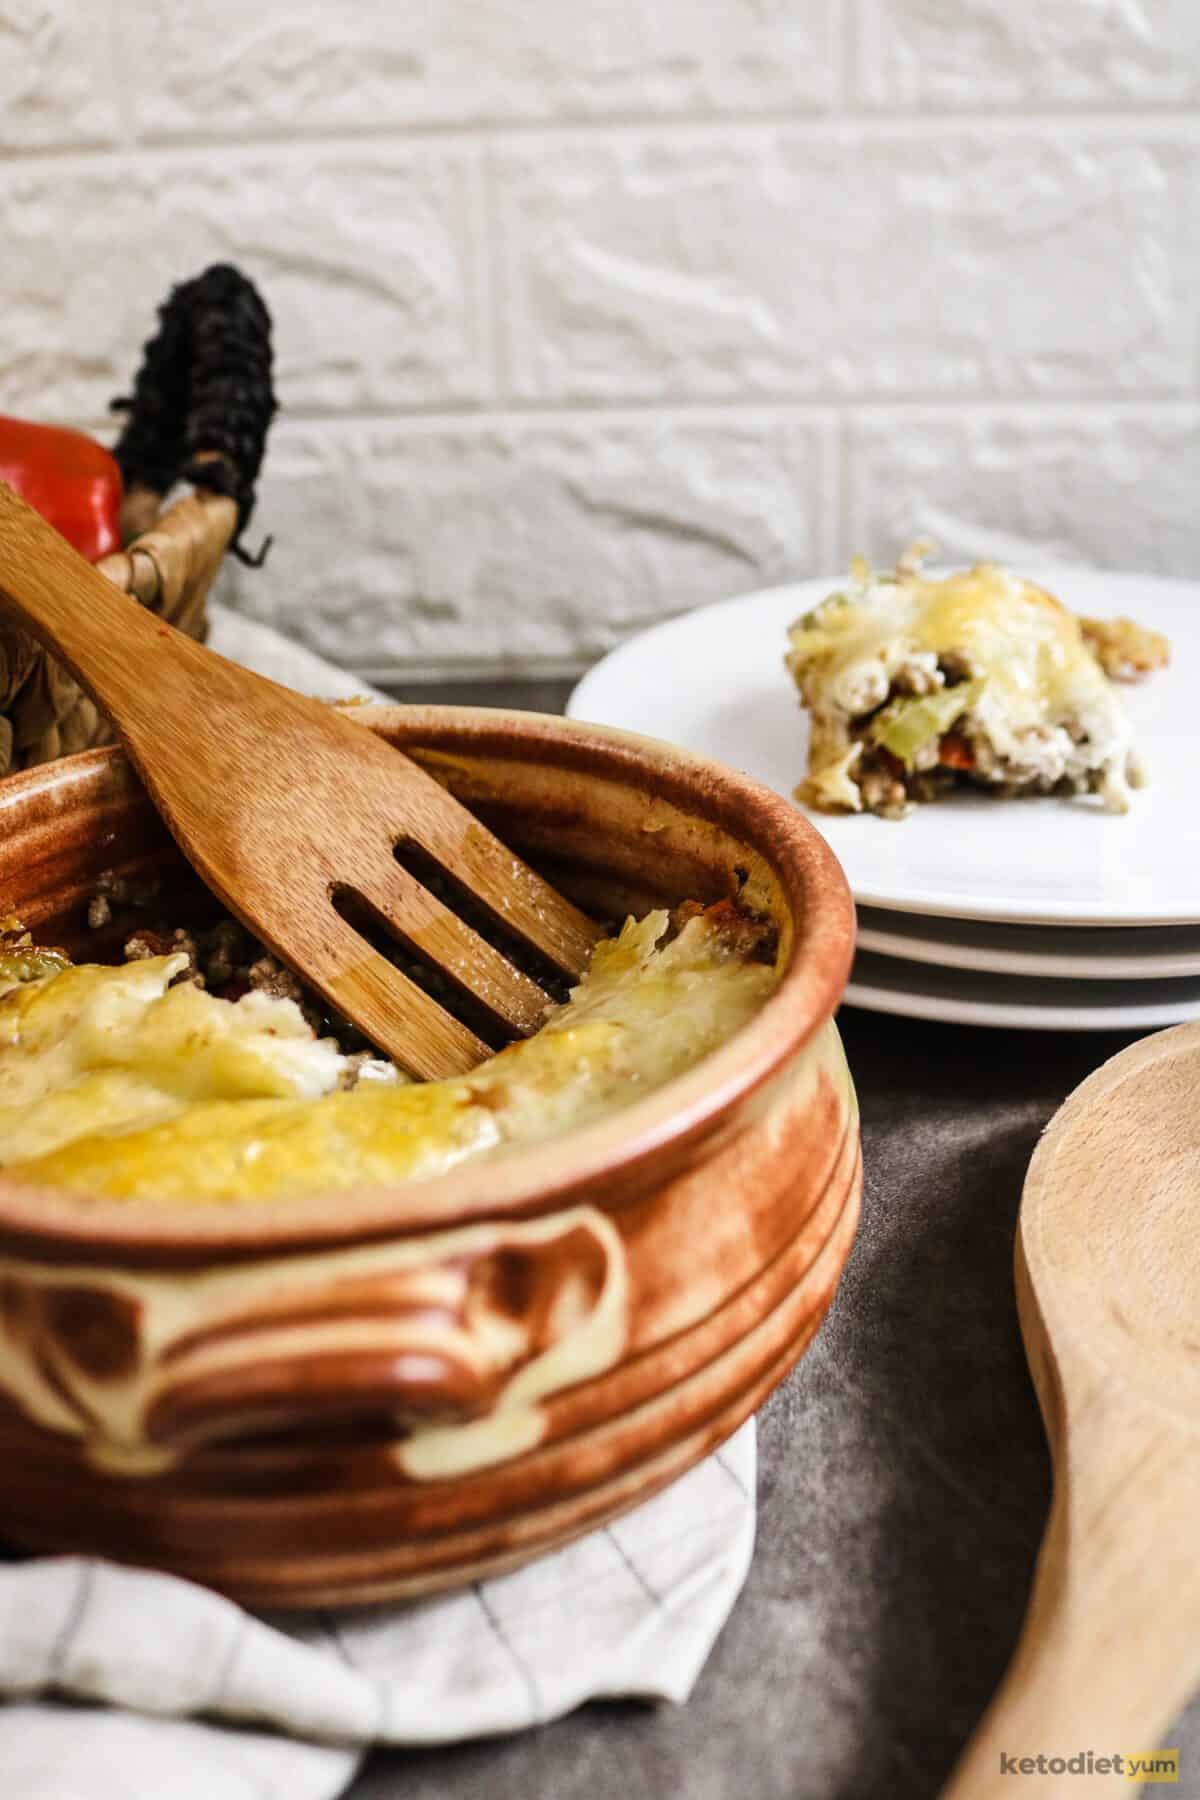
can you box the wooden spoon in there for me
[0,483,601,1079]
[943,1021,1200,1796]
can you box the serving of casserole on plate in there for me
[785,545,1168,821]
[569,564,1199,931]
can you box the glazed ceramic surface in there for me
[0,707,859,1606]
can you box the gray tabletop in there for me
[348,683,1200,1799]
[347,1012,1196,1800]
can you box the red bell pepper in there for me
[0,415,123,562]
[938,731,976,772]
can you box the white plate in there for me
[568,567,1200,927]
[845,951,1200,1032]
[855,907,1200,981]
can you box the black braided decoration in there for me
[110,264,277,566]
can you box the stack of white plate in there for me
[568,568,1200,1031]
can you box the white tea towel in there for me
[0,613,759,1799]
[0,1424,756,1800]
[207,602,393,705]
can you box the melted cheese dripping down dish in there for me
[785,548,1167,821]
[0,907,777,1204]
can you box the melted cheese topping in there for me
[786,555,1143,813]
[0,912,776,1204]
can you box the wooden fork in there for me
[0,483,601,1079]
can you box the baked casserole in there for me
[0,902,776,1205]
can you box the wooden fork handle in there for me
[944,1350,1200,1791]
[0,482,226,728]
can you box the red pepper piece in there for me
[0,415,123,562]
[938,731,976,771]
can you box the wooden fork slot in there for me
[330,891,506,1061]
[390,769,602,980]
[309,911,493,1082]
[393,839,574,1002]
[333,862,554,1042]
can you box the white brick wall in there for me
[4,1,1199,680]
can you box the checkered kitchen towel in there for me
[0,1425,755,1800]
[0,610,757,1800]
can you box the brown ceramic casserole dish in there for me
[0,705,860,1606]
